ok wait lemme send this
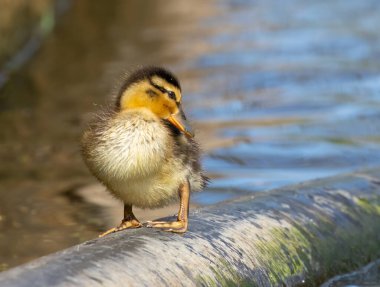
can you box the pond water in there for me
[0,0,380,282]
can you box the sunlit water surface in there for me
[1,0,380,283]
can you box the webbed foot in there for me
[146,220,187,233]
[99,204,141,237]
[146,180,190,233]
[99,218,141,237]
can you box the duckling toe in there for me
[99,219,142,237]
[146,220,188,233]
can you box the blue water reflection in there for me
[188,0,380,205]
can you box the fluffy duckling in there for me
[81,66,207,236]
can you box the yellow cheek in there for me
[120,91,146,110]
[151,98,178,118]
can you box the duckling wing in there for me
[163,120,209,192]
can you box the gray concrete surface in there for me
[1,168,380,286]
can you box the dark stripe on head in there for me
[145,88,158,97]
[148,78,167,94]
[116,66,181,109]
[148,78,177,101]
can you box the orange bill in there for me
[167,114,194,138]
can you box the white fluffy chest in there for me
[90,110,169,180]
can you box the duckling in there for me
[81,66,207,236]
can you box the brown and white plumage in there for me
[81,66,207,235]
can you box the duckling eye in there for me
[167,91,176,101]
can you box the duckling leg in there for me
[99,204,142,237]
[147,181,190,233]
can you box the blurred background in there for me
[1,0,380,281]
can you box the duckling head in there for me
[116,66,193,138]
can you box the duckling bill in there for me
[81,66,207,236]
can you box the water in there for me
[0,0,380,281]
